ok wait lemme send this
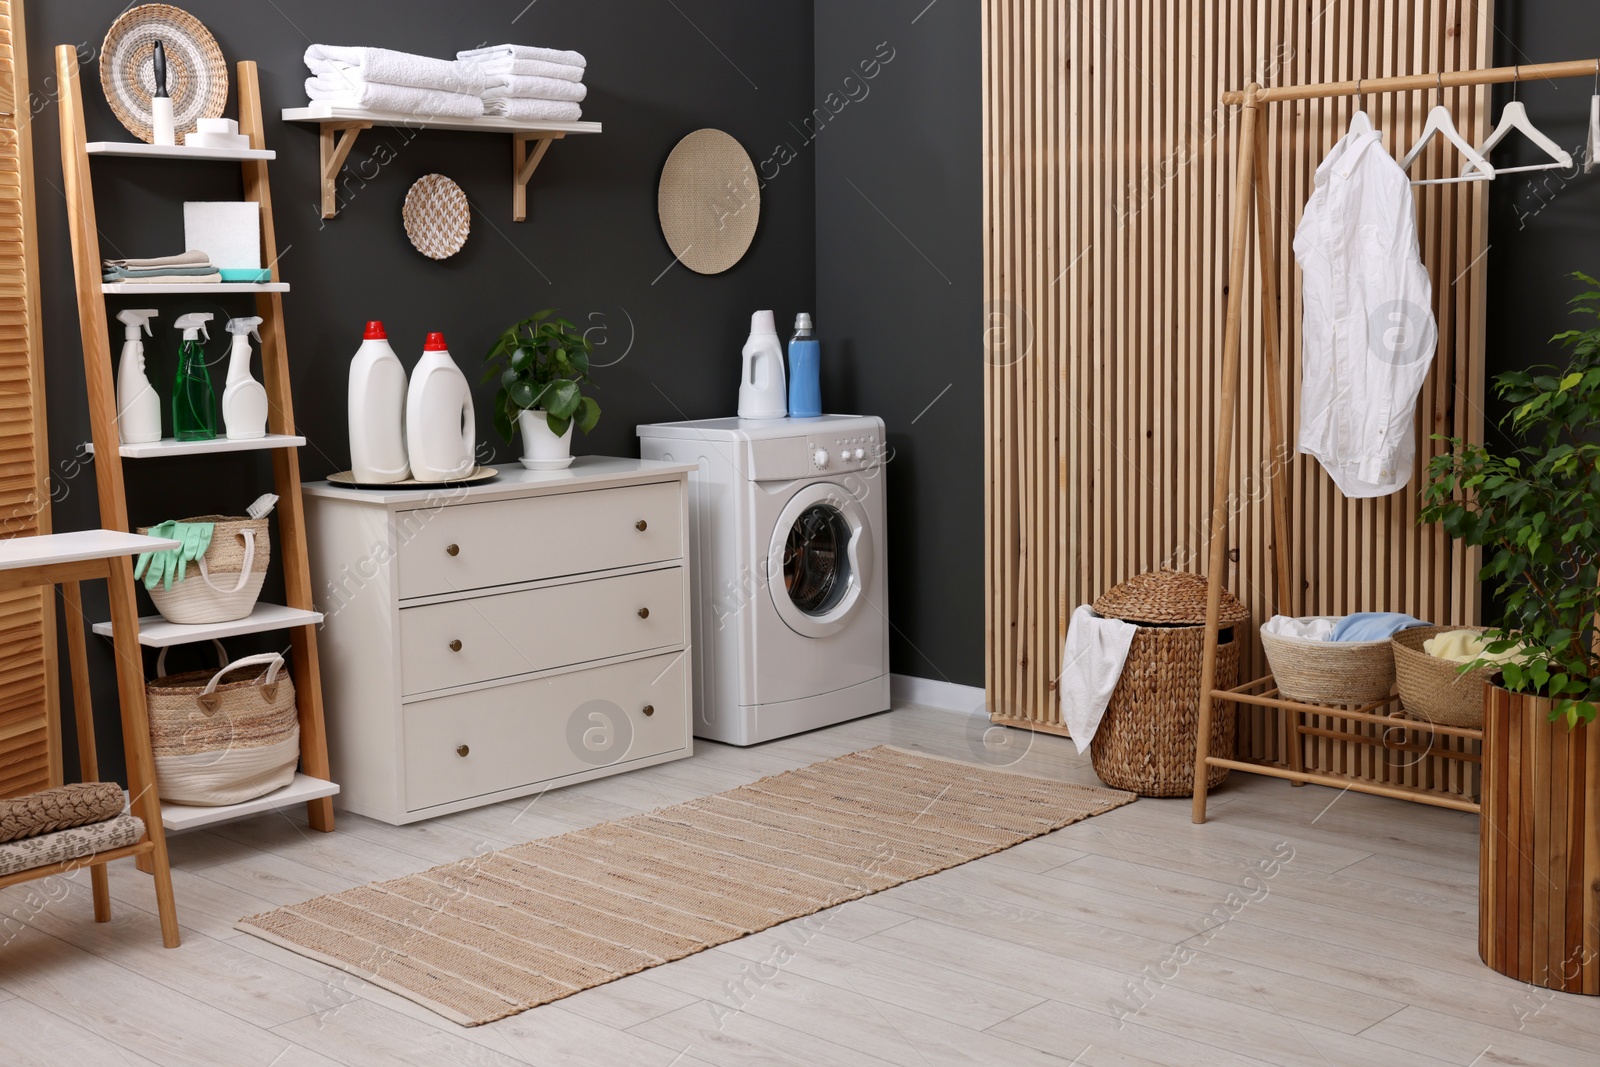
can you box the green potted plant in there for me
[1421,271,1600,995]
[483,311,601,470]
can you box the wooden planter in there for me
[1480,685,1600,994]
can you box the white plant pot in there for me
[518,408,575,470]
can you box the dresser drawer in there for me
[403,650,689,812]
[399,567,684,696]
[396,480,683,599]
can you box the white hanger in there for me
[1399,74,1496,185]
[1464,69,1573,176]
[1349,80,1375,135]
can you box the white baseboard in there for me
[890,673,986,715]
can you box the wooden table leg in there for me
[61,580,111,922]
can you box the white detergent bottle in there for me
[221,316,268,440]
[347,320,410,483]
[114,308,162,444]
[738,310,787,419]
[405,331,476,481]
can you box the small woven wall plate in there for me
[658,129,760,275]
[403,174,471,260]
[100,4,229,144]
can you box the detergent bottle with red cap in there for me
[405,331,476,482]
[347,320,410,483]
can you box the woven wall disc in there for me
[403,174,471,260]
[657,129,760,275]
[99,4,228,144]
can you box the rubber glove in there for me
[134,521,178,590]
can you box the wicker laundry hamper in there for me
[1392,625,1499,729]
[146,652,299,805]
[1088,571,1249,797]
[138,514,269,624]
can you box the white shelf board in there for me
[0,530,180,571]
[87,141,275,161]
[101,281,288,294]
[159,774,340,833]
[92,602,324,648]
[84,433,306,458]
[281,103,601,136]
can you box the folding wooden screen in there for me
[0,0,60,798]
[984,0,1495,771]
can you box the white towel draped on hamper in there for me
[1058,605,1140,754]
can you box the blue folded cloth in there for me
[1330,612,1431,642]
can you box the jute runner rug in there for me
[237,746,1134,1025]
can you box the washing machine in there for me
[637,415,889,745]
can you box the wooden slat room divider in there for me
[984,0,1494,794]
[0,0,60,798]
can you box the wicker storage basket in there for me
[1260,618,1395,706]
[1392,625,1498,729]
[1089,571,1249,797]
[146,652,298,806]
[138,515,269,625]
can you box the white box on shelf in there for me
[183,200,262,270]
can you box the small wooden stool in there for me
[0,530,182,947]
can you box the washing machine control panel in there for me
[811,432,881,472]
[740,421,886,481]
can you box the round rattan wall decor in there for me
[402,174,471,260]
[657,129,760,275]
[99,4,228,144]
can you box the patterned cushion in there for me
[0,814,145,877]
[0,782,126,843]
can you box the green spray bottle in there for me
[172,312,216,441]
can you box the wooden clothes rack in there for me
[1191,59,1600,824]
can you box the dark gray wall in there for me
[814,0,984,690]
[28,0,818,778]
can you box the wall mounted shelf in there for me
[157,773,340,833]
[280,104,601,221]
[85,433,306,459]
[86,141,276,162]
[101,281,290,295]
[92,603,326,649]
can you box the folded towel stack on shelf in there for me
[103,250,220,285]
[458,44,588,122]
[304,44,489,120]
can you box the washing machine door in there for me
[766,482,874,638]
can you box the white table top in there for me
[0,530,181,571]
[302,456,695,507]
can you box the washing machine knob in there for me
[853,448,866,460]
[814,448,830,468]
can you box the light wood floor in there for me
[0,702,1593,1066]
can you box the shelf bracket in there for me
[512,131,563,222]
[318,120,373,219]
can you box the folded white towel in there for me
[304,45,487,95]
[482,75,587,103]
[305,75,485,119]
[458,44,587,68]
[465,56,584,82]
[481,97,582,122]
[1058,605,1139,755]
[1262,615,1338,641]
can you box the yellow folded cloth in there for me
[1424,629,1524,664]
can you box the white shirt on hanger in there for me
[1292,112,1438,498]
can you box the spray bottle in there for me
[222,316,268,440]
[172,312,216,441]
[115,308,162,444]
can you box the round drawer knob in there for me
[449,639,463,652]
[456,744,470,757]
[637,607,650,619]
[635,519,648,532]
[446,543,460,557]
[642,704,655,717]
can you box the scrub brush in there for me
[246,493,279,520]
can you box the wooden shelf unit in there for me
[57,50,337,834]
[280,104,601,221]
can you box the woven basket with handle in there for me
[1088,570,1249,797]
[146,651,298,806]
[138,514,269,624]
[1392,625,1498,729]
[1260,618,1395,706]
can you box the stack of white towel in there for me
[302,43,588,123]
[457,45,587,122]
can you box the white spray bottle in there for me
[221,316,268,440]
[115,308,162,444]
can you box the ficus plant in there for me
[1421,272,1600,728]
[482,310,601,442]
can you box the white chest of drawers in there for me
[303,458,695,825]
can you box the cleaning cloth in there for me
[1263,615,1337,641]
[103,265,220,280]
[1425,629,1527,665]
[1329,612,1431,642]
[1058,605,1139,755]
[102,251,210,270]
[134,521,214,591]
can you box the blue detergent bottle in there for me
[788,313,822,418]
